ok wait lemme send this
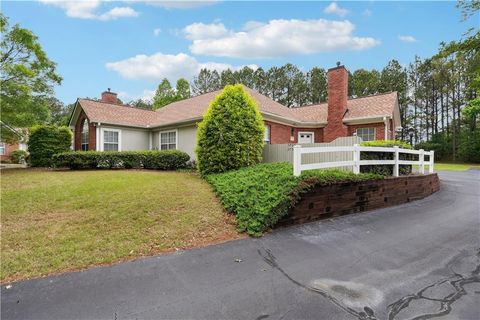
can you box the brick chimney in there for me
[101,88,118,104]
[323,62,349,142]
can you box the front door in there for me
[298,132,314,144]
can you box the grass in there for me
[206,162,382,236]
[1,169,241,283]
[432,162,480,171]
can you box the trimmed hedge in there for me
[196,84,265,176]
[28,125,72,167]
[53,150,190,170]
[360,140,414,175]
[206,162,382,236]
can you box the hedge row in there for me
[360,140,414,176]
[28,125,72,167]
[206,162,382,236]
[53,150,190,170]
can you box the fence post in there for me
[419,149,425,174]
[429,150,434,174]
[393,146,399,177]
[293,145,301,177]
[353,144,360,174]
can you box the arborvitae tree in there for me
[196,84,264,175]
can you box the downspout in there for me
[148,125,152,150]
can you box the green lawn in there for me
[432,163,480,171]
[1,169,240,283]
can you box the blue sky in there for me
[3,1,478,104]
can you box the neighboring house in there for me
[68,65,401,160]
[0,122,27,162]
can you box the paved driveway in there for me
[2,170,479,320]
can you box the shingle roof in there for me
[77,99,162,128]
[76,88,398,128]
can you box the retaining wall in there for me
[278,173,440,227]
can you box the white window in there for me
[0,142,5,155]
[160,130,177,150]
[81,120,89,151]
[356,128,375,141]
[102,129,120,151]
[264,125,270,143]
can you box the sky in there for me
[3,0,478,105]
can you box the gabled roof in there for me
[76,99,162,128]
[289,92,398,123]
[73,87,399,129]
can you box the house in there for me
[68,64,401,160]
[0,122,27,162]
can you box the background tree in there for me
[153,78,176,109]
[128,99,152,110]
[307,67,327,104]
[192,69,220,95]
[0,13,62,142]
[175,78,191,100]
[196,85,265,175]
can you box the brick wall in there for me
[74,110,96,151]
[0,142,19,161]
[347,122,386,140]
[278,173,440,227]
[265,120,323,144]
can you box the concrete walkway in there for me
[2,170,479,320]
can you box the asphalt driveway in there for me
[2,170,479,320]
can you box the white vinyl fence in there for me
[262,136,362,165]
[293,144,434,177]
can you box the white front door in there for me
[298,132,314,144]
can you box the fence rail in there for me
[293,144,434,177]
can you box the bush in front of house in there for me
[11,150,28,164]
[196,84,265,176]
[53,150,190,170]
[360,140,414,175]
[28,125,72,167]
[206,162,382,236]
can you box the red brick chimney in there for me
[323,63,349,142]
[101,88,118,104]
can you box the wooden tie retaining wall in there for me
[277,173,440,227]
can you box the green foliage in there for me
[176,78,191,100]
[196,84,265,175]
[28,125,72,167]
[360,140,413,175]
[0,14,62,142]
[206,162,382,236]
[153,78,176,109]
[53,150,190,170]
[10,149,28,164]
[192,68,221,95]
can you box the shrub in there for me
[53,150,190,170]
[206,162,382,236]
[11,150,28,164]
[360,140,413,175]
[196,84,265,176]
[28,125,72,167]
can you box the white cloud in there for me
[105,52,257,81]
[185,19,379,59]
[142,1,218,9]
[118,89,156,102]
[183,22,230,40]
[323,2,349,17]
[398,35,417,43]
[153,28,162,36]
[40,0,139,21]
[362,9,372,17]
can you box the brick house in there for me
[0,122,27,162]
[68,64,401,160]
